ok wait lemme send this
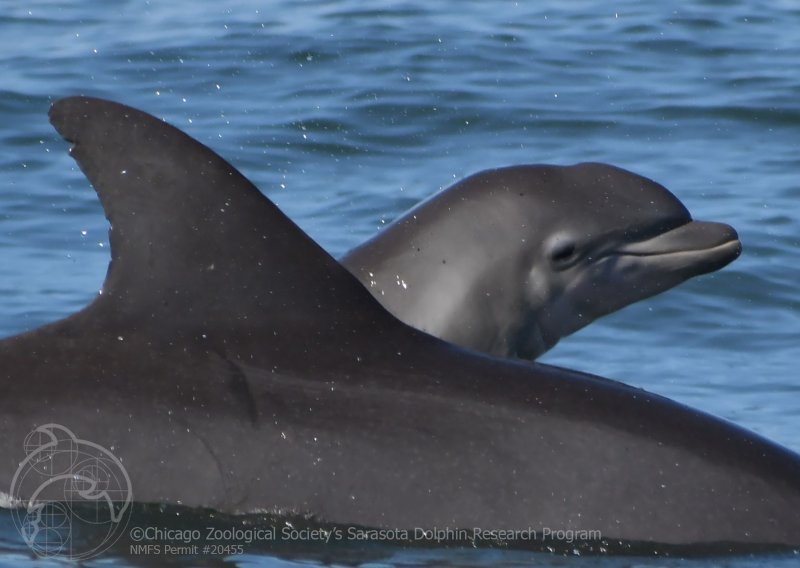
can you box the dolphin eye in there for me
[549,241,577,265]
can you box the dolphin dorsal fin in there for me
[49,97,385,334]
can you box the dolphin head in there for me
[513,163,741,357]
[341,162,741,361]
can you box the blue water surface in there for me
[1,1,799,566]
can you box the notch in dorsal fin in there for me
[49,96,386,332]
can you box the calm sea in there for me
[1,1,799,566]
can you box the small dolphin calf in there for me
[342,165,741,359]
[1,97,799,552]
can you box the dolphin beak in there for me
[615,220,742,275]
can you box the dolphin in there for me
[1,96,799,552]
[342,165,741,359]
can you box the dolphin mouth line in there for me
[616,237,742,258]
[610,220,741,260]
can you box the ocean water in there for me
[0,0,799,566]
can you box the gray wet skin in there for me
[1,97,798,551]
[342,165,741,359]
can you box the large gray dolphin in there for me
[1,97,799,552]
[342,165,741,359]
